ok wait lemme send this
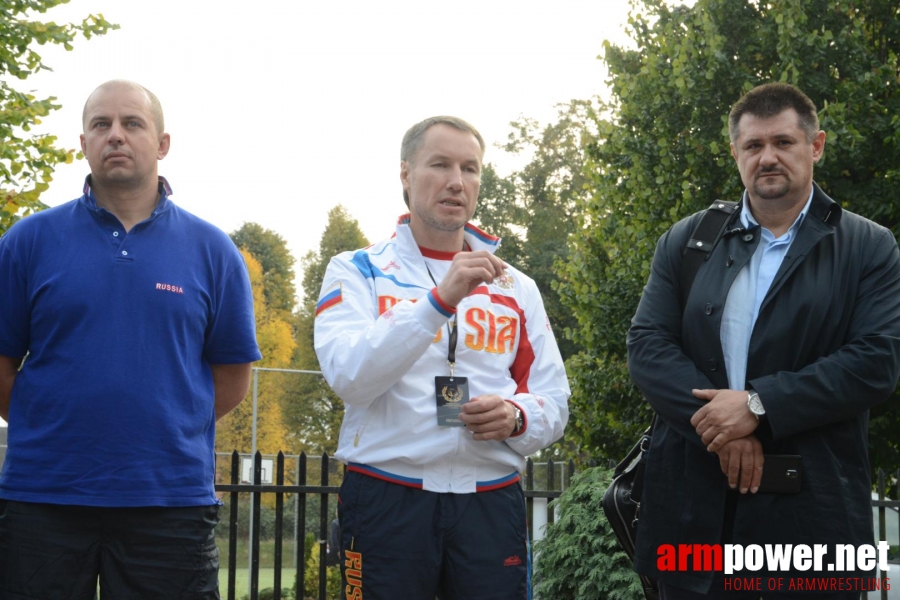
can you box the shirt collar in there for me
[395,213,501,254]
[81,175,174,214]
[739,186,814,235]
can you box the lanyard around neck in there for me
[424,263,458,377]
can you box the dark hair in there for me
[401,116,485,206]
[728,83,818,143]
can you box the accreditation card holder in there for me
[435,376,469,427]
[757,454,802,494]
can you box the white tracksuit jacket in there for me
[314,215,570,493]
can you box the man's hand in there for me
[436,251,506,307]
[459,394,517,441]
[0,355,23,423]
[715,435,764,494]
[690,388,758,452]
[211,363,253,421]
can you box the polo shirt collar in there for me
[80,175,174,215]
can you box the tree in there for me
[231,223,296,315]
[1,1,117,235]
[558,0,900,472]
[504,101,597,361]
[474,162,526,269]
[225,225,298,459]
[283,205,369,454]
[215,249,295,457]
[475,100,598,361]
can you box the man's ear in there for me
[157,133,171,160]
[400,160,410,190]
[811,130,826,164]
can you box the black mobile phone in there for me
[757,454,802,494]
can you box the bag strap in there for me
[638,199,740,487]
[627,426,653,503]
[678,199,739,311]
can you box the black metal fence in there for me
[216,455,899,600]
[866,469,900,600]
[214,451,573,600]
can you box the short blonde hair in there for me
[400,116,485,206]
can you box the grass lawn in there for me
[219,567,298,598]
[217,536,301,596]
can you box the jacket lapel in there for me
[759,183,841,313]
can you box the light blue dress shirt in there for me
[720,188,814,391]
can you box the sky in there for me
[21,0,636,294]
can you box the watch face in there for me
[749,394,765,415]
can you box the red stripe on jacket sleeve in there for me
[488,294,534,393]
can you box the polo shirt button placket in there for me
[110,227,125,257]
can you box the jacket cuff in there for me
[427,287,456,318]
[755,413,773,442]
[506,399,527,437]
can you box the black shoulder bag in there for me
[601,199,738,600]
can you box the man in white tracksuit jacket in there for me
[314,116,570,600]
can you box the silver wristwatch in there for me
[747,390,765,418]
[512,405,524,433]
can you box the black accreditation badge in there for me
[435,376,469,427]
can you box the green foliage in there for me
[298,206,369,310]
[297,532,341,600]
[231,223,297,316]
[0,0,117,235]
[216,248,294,458]
[283,205,369,454]
[533,466,643,599]
[476,162,526,268]
[242,588,291,600]
[219,495,285,540]
[475,100,598,362]
[558,0,900,470]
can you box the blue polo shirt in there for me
[0,177,262,506]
